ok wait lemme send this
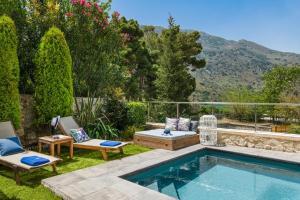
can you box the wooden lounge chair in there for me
[58,116,127,160]
[0,121,61,185]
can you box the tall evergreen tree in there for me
[0,15,21,128]
[118,17,156,100]
[155,16,205,101]
[34,27,73,124]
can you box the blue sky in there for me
[111,0,300,53]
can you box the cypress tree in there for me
[0,15,21,128]
[34,27,73,124]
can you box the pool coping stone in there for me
[42,144,300,200]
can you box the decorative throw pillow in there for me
[70,128,90,143]
[6,136,22,147]
[165,118,178,131]
[178,117,191,131]
[190,121,199,132]
[0,139,24,156]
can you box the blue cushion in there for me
[21,156,50,166]
[100,141,122,147]
[0,139,24,156]
[6,136,22,146]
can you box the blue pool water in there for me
[124,149,300,200]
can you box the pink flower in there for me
[113,11,120,18]
[97,7,103,13]
[85,3,91,8]
[80,0,85,5]
[93,2,98,7]
[71,0,79,4]
[65,12,74,17]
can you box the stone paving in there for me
[42,144,300,200]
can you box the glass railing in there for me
[146,101,300,134]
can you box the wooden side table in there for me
[38,135,73,159]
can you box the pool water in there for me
[124,149,300,200]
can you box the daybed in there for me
[134,129,199,150]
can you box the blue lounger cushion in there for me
[100,141,122,147]
[0,139,24,156]
[21,156,50,166]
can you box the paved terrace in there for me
[43,145,300,200]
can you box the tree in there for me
[62,0,124,97]
[262,66,300,121]
[34,26,73,124]
[0,15,21,128]
[1,0,63,94]
[155,16,205,101]
[263,66,300,103]
[117,17,156,100]
[223,87,262,121]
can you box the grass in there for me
[0,144,151,200]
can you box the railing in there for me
[146,101,300,134]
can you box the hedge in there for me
[0,15,21,128]
[34,26,73,124]
[127,102,147,126]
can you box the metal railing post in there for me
[254,104,257,132]
[176,103,179,118]
[147,102,150,122]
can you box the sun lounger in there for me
[0,121,60,185]
[58,116,127,160]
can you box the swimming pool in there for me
[124,149,300,200]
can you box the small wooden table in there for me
[38,135,73,159]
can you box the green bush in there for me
[104,97,128,131]
[0,16,21,128]
[288,124,300,134]
[87,118,119,140]
[127,102,147,126]
[34,26,73,124]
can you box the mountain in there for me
[192,32,300,101]
[144,26,300,101]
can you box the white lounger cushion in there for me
[135,129,197,140]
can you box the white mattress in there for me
[135,129,197,140]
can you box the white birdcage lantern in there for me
[199,115,218,146]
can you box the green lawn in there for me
[0,144,151,200]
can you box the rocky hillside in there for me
[192,32,300,101]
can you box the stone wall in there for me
[145,122,300,153]
[218,129,300,153]
[19,95,97,145]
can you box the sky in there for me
[111,0,300,54]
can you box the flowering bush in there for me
[63,0,124,96]
[65,0,120,31]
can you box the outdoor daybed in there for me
[58,116,127,160]
[134,129,199,150]
[0,121,60,185]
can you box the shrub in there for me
[34,27,73,124]
[0,16,21,128]
[87,118,119,140]
[127,102,147,126]
[288,124,300,134]
[104,97,128,131]
[74,93,102,129]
